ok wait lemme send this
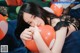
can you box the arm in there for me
[33,26,67,53]
[51,27,67,53]
[33,26,52,53]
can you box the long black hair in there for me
[54,14,80,31]
[15,2,56,36]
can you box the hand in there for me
[20,27,34,40]
[33,26,41,39]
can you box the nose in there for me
[30,23,40,27]
[30,22,36,27]
[30,24,35,27]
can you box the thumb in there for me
[34,26,41,32]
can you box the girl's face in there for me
[23,12,45,27]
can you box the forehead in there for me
[23,12,32,17]
[23,12,32,21]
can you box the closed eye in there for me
[27,21,32,25]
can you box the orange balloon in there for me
[23,25,56,52]
[6,0,23,6]
[0,14,6,21]
[50,3,63,17]
[0,29,4,40]
[0,14,8,40]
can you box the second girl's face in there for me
[23,12,45,27]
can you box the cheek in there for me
[36,18,45,26]
[23,16,27,23]
[30,23,35,27]
[23,13,31,23]
[23,18,27,23]
[29,20,37,27]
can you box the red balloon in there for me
[50,4,63,17]
[23,25,56,52]
[6,0,23,6]
[0,14,8,40]
[0,28,4,40]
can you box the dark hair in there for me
[54,14,80,31]
[15,2,56,36]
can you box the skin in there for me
[20,12,76,53]
[23,12,45,27]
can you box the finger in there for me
[23,31,33,36]
[25,27,34,33]
[35,26,39,30]
[34,26,41,32]
[24,33,32,38]
[29,27,34,32]
[20,34,32,40]
[24,28,33,32]
[23,28,34,35]
[21,35,32,40]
